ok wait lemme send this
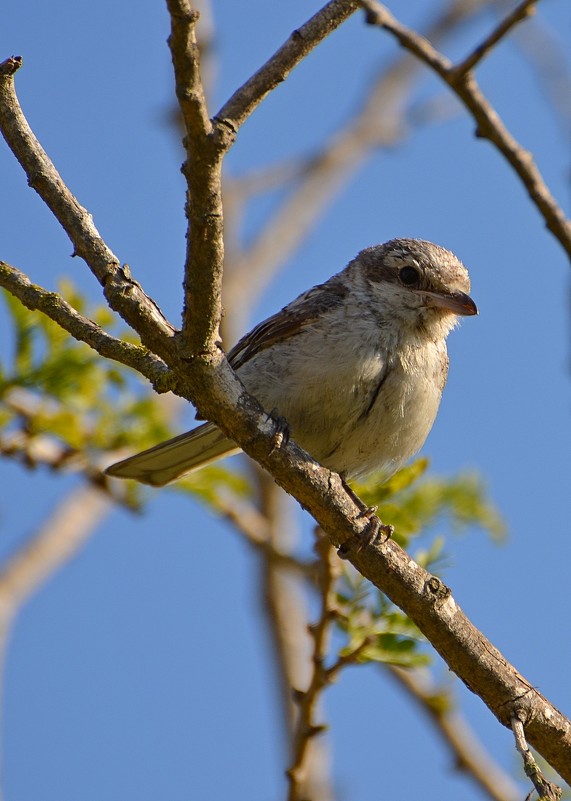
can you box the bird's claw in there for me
[268,410,290,456]
[337,509,394,560]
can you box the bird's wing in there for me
[105,423,239,486]
[106,276,348,485]
[228,276,348,369]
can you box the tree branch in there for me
[508,5,571,140]
[0,57,177,350]
[0,260,170,389]
[0,387,147,509]
[166,0,227,355]
[217,487,313,576]
[215,0,360,134]
[286,534,338,801]
[166,0,211,139]
[338,534,571,784]
[453,0,538,74]
[511,716,562,800]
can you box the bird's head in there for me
[357,238,478,337]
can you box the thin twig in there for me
[508,3,571,139]
[216,489,314,576]
[286,534,339,801]
[511,717,562,801]
[325,637,371,682]
[453,0,538,75]
[0,389,143,507]
[255,474,335,801]
[0,427,140,510]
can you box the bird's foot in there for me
[267,410,290,456]
[336,473,393,558]
[337,508,394,560]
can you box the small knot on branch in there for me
[167,0,200,24]
[425,576,451,602]
[0,56,23,77]
[360,0,393,28]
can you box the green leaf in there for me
[173,464,252,508]
[351,459,505,547]
[333,569,428,668]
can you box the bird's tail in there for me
[105,423,240,486]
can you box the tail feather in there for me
[105,423,239,486]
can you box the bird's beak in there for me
[420,289,478,316]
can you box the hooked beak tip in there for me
[458,295,478,316]
[421,289,478,317]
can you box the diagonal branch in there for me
[453,0,538,74]
[216,0,360,134]
[337,532,571,785]
[0,57,176,350]
[0,260,170,389]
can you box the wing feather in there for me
[228,276,348,369]
[106,275,349,485]
[105,423,239,486]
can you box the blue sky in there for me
[1,1,570,799]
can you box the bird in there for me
[105,238,477,487]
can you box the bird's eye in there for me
[399,265,420,286]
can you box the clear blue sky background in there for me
[1,2,570,800]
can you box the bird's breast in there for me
[334,338,449,479]
[238,318,449,481]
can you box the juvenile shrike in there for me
[106,239,477,487]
